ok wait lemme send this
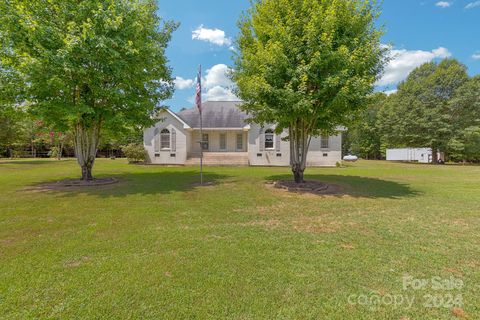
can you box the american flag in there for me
[195,66,202,114]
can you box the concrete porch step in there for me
[186,152,249,166]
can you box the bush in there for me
[122,144,146,164]
[11,150,23,158]
[48,147,59,159]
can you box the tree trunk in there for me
[289,120,311,184]
[74,119,101,181]
[81,164,93,180]
[431,146,438,164]
[31,139,36,158]
[292,165,304,183]
[57,140,64,161]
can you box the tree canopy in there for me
[0,0,176,179]
[234,0,386,182]
[378,59,469,162]
[446,75,480,162]
[344,92,386,159]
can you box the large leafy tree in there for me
[446,76,480,162]
[0,54,25,157]
[0,0,176,179]
[378,59,469,163]
[234,0,386,183]
[345,92,386,159]
[0,107,26,157]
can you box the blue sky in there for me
[158,0,480,111]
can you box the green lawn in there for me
[0,159,479,319]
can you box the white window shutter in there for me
[154,128,160,153]
[259,128,264,151]
[275,131,281,152]
[171,128,176,152]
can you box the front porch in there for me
[188,129,248,154]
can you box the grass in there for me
[0,159,479,319]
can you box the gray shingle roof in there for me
[176,101,247,128]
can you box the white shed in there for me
[386,148,444,163]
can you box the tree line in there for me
[343,59,480,163]
[0,107,142,159]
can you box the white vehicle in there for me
[343,154,359,162]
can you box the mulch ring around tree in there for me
[190,181,217,188]
[269,180,344,195]
[24,178,119,192]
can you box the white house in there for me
[143,101,344,166]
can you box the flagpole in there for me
[198,65,203,185]
[200,102,203,185]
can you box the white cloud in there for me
[435,1,451,8]
[185,64,238,103]
[384,89,398,96]
[174,76,194,90]
[203,64,237,101]
[204,86,238,101]
[376,46,452,87]
[466,1,480,9]
[204,64,233,89]
[472,53,480,60]
[431,47,451,57]
[192,25,232,46]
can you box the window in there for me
[202,133,209,151]
[265,129,274,149]
[160,129,170,149]
[219,133,227,150]
[236,134,243,150]
[321,136,329,149]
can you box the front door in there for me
[219,133,227,151]
[202,133,209,151]
[236,133,243,151]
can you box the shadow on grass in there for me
[37,171,230,198]
[266,174,420,199]
[0,160,60,165]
